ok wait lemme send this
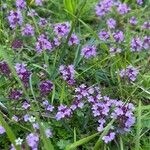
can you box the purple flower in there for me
[0,61,11,77]
[35,0,43,6]
[117,3,130,15]
[129,17,138,25]
[27,9,38,17]
[39,18,47,27]
[9,89,23,100]
[110,47,121,55]
[52,37,61,48]
[141,22,150,29]
[12,115,19,122]
[107,18,116,29]
[113,31,124,43]
[35,34,52,53]
[16,0,26,9]
[70,99,84,111]
[22,101,30,109]
[39,80,54,96]
[0,125,5,134]
[102,132,115,143]
[68,33,79,46]
[95,0,114,17]
[8,10,23,29]
[45,128,52,138]
[11,39,23,49]
[46,105,54,112]
[99,30,110,41]
[21,24,34,36]
[81,45,97,59]
[24,114,30,122]
[131,37,143,52]
[15,63,31,87]
[143,36,150,49]
[54,22,70,37]
[59,64,75,85]
[33,123,39,130]
[26,133,39,149]
[137,0,143,5]
[119,65,139,81]
[55,105,72,120]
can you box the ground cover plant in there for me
[0,0,150,149]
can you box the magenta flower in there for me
[81,45,97,59]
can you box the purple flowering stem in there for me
[93,119,115,150]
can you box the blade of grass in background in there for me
[0,112,21,150]
[135,100,142,150]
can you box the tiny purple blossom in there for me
[113,31,124,43]
[81,45,97,59]
[137,0,143,5]
[0,125,5,134]
[68,33,79,46]
[141,22,150,29]
[35,34,52,53]
[0,61,11,77]
[54,22,70,37]
[21,24,34,36]
[107,18,116,29]
[27,9,38,17]
[45,128,52,138]
[8,10,23,29]
[95,0,114,17]
[131,37,143,52]
[39,18,47,27]
[46,105,54,112]
[102,132,115,143]
[129,17,138,25]
[26,133,39,149]
[99,30,110,41]
[59,64,76,85]
[12,115,19,122]
[16,0,26,9]
[143,36,150,49]
[22,101,30,109]
[39,80,54,96]
[35,0,43,6]
[9,89,23,100]
[110,47,121,55]
[117,3,130,15]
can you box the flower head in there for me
[68,33,79,46]
[99,30,110,41]
[59,64,75,85]
[113,31,124,43]
[21,24,34,36]
[81,45,97,59]
[39,80,54,96]
[117,3,130,15]
[8,10,23,29]
[107,18,116,29]
[131,37,143,52]
[0,125,5,134]
[16,0,26,9]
